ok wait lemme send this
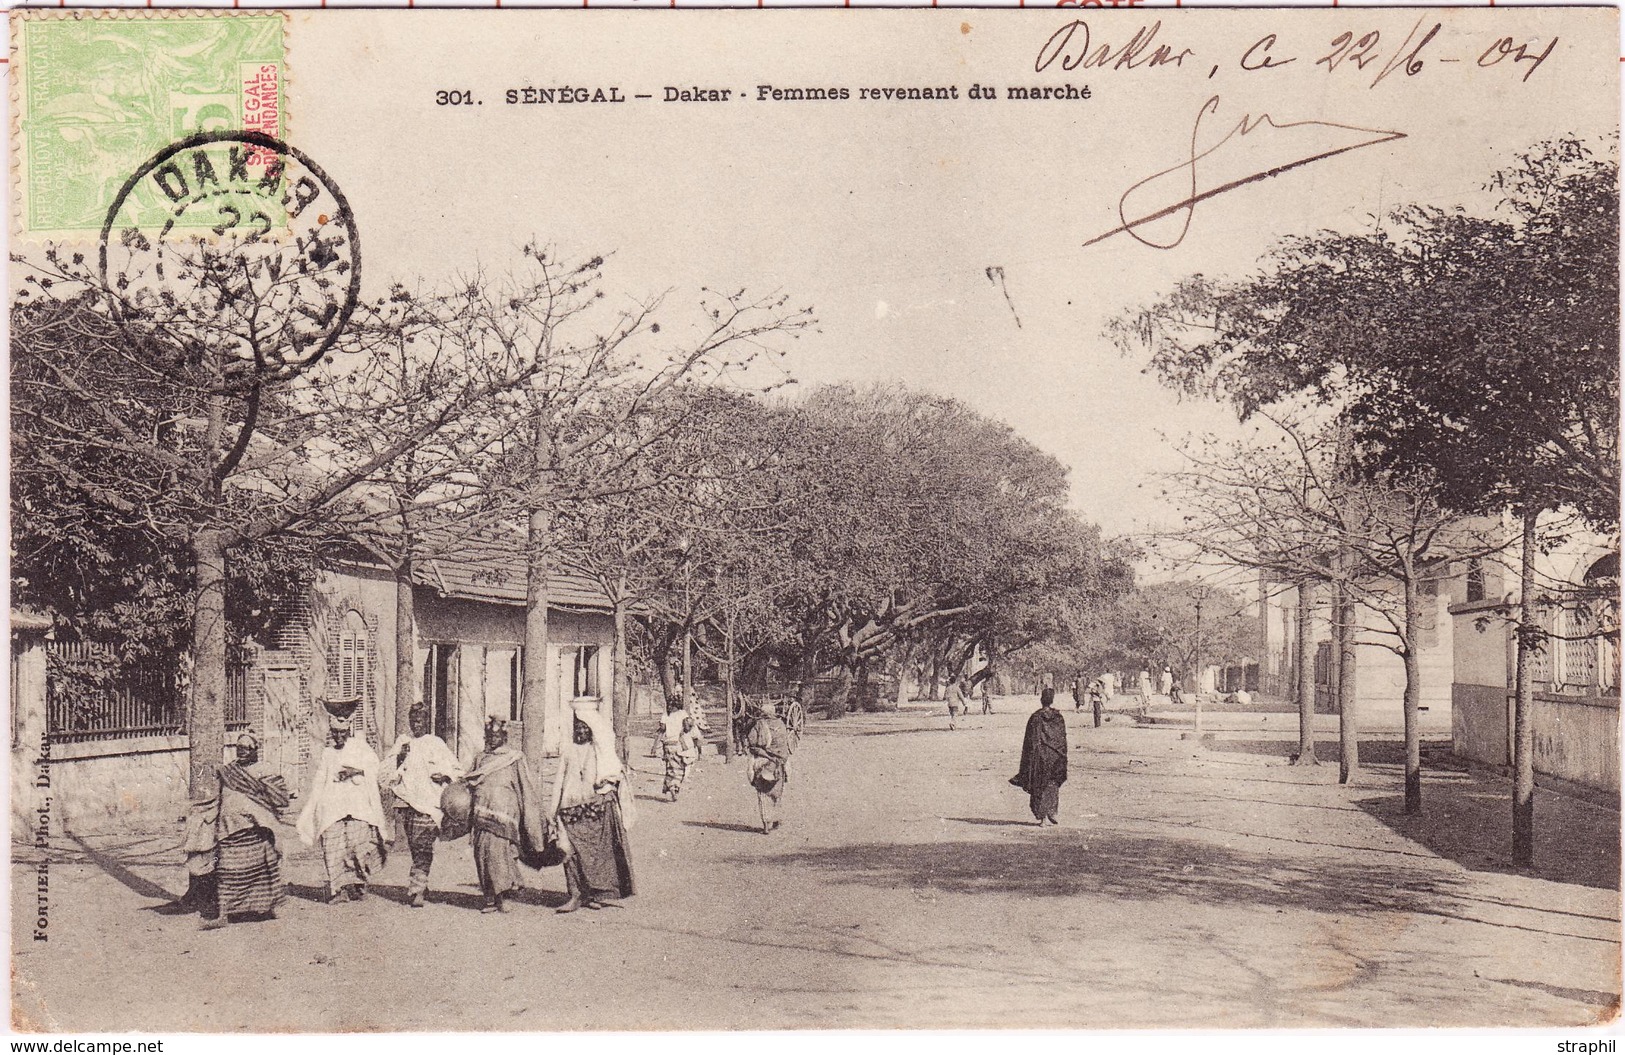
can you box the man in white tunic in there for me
[384,703,462,908]
[297,699,388,904]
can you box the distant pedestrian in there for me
[1072,675,1086,713]
[384,703,462,908]
[1159,667,1174,697]
[1089,680,1105,728]
[1137,669,1153,714]
[660,699,701,801]
[551,705,636,912]
[1010,687,1068,826]
[183,731,290,929]
[746,697,797,834]
[946,676,968,730]
[980,679,993,715]
[297,698,388,904]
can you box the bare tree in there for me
[14,235,531,793]
[1159,415,1508,806]
[471,248,812,761]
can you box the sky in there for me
[277,9,1615,543]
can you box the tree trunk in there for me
[394,556,415,740]
[1402,573,1423,814]
[189,528,228,799]
[611,593,629,764]
[799,649,819,715]
[1513,508,1538,867]
[682,622,694,713]
[828,666,853,718]
[1193,595,1205,737]
[1335,557,1360,784]
[1295,579,1318,764]
[724,614,737,760]
[653,629,679,709]
[851,660,870,712]
[523,506,551,766]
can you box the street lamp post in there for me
[678,534,694,717]
[1193,586,1209,738]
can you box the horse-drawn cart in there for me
[732,691,806,747]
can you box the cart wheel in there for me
[785,700,806,738]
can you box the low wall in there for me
[1533,693,1619,795]
[1453,683,1620,795]
[30,737,192,833]
[1453,683,1509,768]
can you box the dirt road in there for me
[12,700,1621,1031]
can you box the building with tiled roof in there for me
[233,537,620,793]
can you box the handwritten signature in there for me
[1084,95,1406,250]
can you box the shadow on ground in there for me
[64,833,183,902]
[740,827,1614,944]
[1206,738,1452,767]
[684,820,765,835]
[284,880,570,910]
[1354,786,1621,892]
[750,828,1471,918]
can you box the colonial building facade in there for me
[1448,521,1619,796]
[17,548,617,831]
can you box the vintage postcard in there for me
[8,6,1620,1035]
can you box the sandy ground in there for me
[11,698,1621,1032]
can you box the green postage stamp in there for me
[12,11,286,239]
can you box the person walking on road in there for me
[1072,675,1087,713]
[1010,687,1068,826]
[1137,668,1153,714]
[1159,666,1174,698]
[384,703,462,908]
[1089,678,1105,728]
[183,731,290,929]
[946,676,968,730]
[979,678,993,715]
[297,698,388,904]
[551,705,636,912]
[746,698,797,834]
[465,717,548,914]
[659,699,702,801]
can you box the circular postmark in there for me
[98,130,361,376]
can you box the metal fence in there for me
[46,642,184,743]
[45,642,251,743]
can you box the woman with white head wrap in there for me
[297,699,389,904]
[549,702,636,912]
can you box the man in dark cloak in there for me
[1010,687,1068,825]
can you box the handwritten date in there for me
[1265,17,1550,87]
[1034,18,1558,86]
